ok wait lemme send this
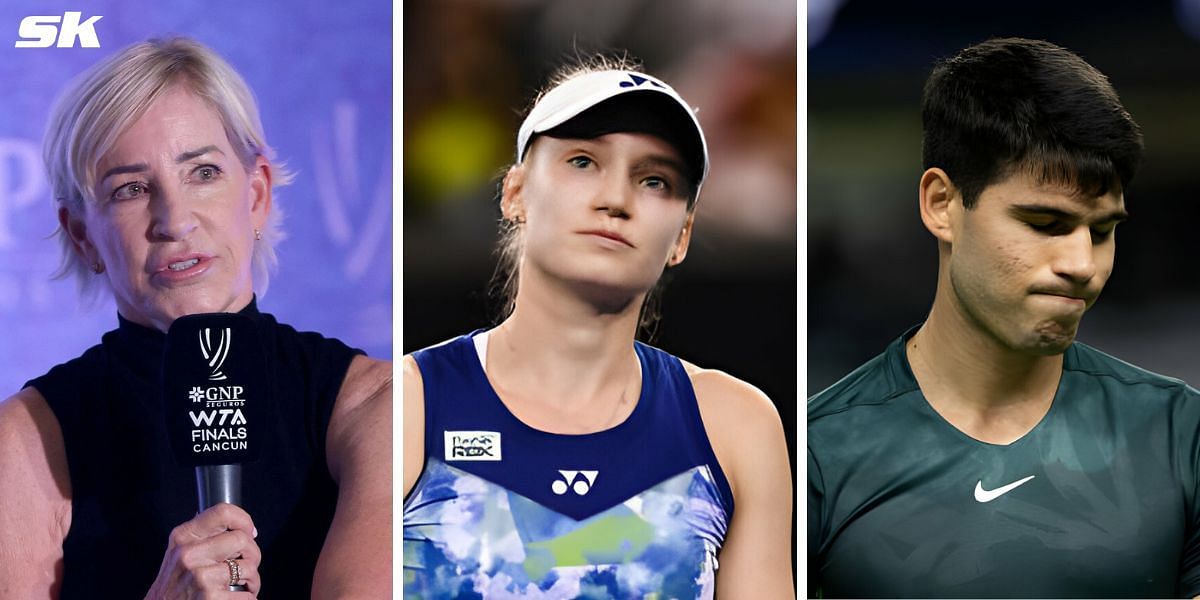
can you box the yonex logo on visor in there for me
[619,74,664,89]
[516,69,710,194]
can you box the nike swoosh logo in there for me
[974,475,1036,503]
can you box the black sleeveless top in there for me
[26,298,362,599]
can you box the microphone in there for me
[163,312,268,591]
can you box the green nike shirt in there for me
[808,328,1200,598]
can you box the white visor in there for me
[516,70,709,191]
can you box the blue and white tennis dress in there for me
[403,331,734,599]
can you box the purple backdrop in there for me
[0,0,392,394]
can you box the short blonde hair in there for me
[43,36,293,301]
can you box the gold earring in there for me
[668,248,684,265]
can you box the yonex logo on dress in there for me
[551,470,598,495]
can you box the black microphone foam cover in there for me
[163,312,268,467]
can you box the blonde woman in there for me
[0,38,390,598]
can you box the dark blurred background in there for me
[402,0,798,474]
[809,0,1200,395]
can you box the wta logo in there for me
[199,327,231,381]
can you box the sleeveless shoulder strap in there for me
[634,342,736,516]
[412,332,486,464]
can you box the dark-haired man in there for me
[808,37,1200,597]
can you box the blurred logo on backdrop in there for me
[311,100,391,282]
[0,139,42,250]
[15,12,102,48]
[0,138,52,313]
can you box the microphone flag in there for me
[163,313,267,467]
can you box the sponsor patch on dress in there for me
[444,431,502,461]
